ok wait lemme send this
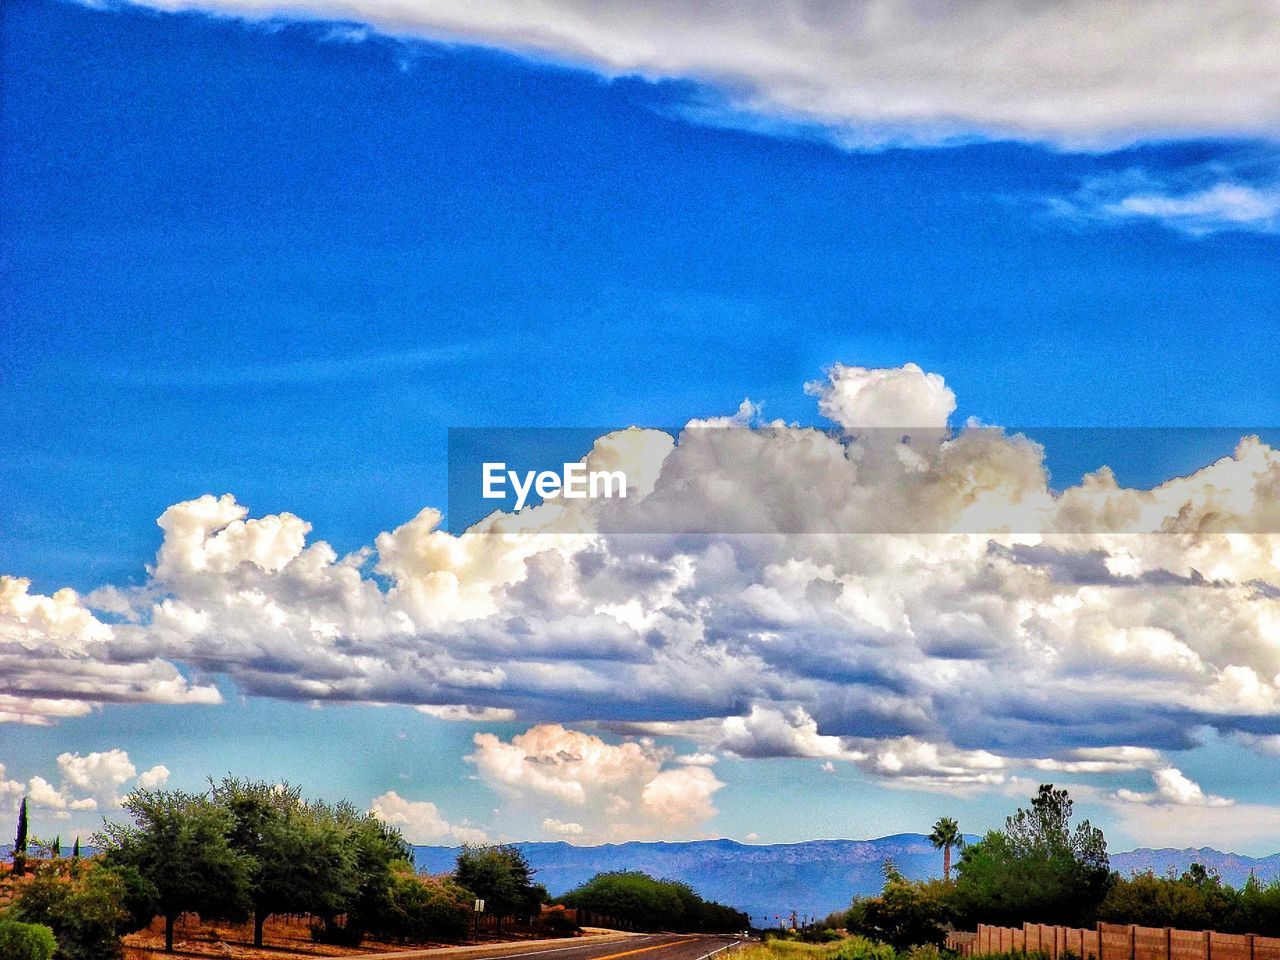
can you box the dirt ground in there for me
[121,914,564,960]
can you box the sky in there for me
[2,0,1280,856]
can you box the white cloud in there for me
[542,817,585,837]
[57,749,137,800]
[468,724,725,841]
[1113,767,1233,807]
[1104,183,1280,235]
[0,576,222,725]
[5,361,1280,828]
[369,790,488,844]
[85,0,1280,147]
[806,362,955,432]
[137,764,171,789]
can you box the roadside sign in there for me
[475,899,486,912]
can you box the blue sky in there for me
[3,0,1280,855]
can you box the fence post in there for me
[1099,923,1106,960]
[1166,927,1172,960]
[1249,934,1256,960]
[1130,926,1136,960]
[1205,931,1211,960]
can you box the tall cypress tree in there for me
[13,796,28,876]
[72,836,81,859]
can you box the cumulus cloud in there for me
[82,0,1280,147]
[468,724,725,840]
[0,576,222,725]
[1113,767,1233,807]
[4,361,1280,824]
[8,749,174,820]
[369,790,489,844]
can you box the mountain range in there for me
[412,837,1280,922]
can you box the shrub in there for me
[832,934,898,960]
[372,864,473,943]
[10,863,132,960]
[0,918,58,960]
[542,905,578,934]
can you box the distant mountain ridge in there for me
[412,838,1280,921]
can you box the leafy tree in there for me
[845,861,950,950]
[14,796,29,876]
[10,863,137,960]
[0,918,58,960]
[211,777,357,946]
[307,800,410,943]
[953,784,1110,927]
[559,870,747,933]
[377,862,474,942]
[95,789,252,952]
[928,818,962,883]
[455,844,540,932]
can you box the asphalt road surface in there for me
[369,933,747,960]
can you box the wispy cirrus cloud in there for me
[1056,151,1280,235]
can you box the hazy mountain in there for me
[413,838,1280,921]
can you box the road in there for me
[367,933,747,960]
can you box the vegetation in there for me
[8,862,135,960]
[558,870,749,932]
[1100,865,1280,936]
[952,785,1110,928]
[0,917,58,960]
[929,819,963,884]
[14,796,29,877]
[95,789,253,952]
[454,844,542,932]
[845,862,950,950]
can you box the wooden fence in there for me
[947,923,1280,960]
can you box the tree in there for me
[558,870,747,933]
[846,862,950,950]
[14,796,29,876]
[455,845,540,932]
[929,818,962,883]
[953,784,1111,927]
[72,837,81,860]
[95,788,252,952]
[211,777,357,947]
[50,835,61,859]
[329,800,411,940]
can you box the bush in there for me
[376,866,473,943]
[0,918,58,960]
[542,905,578,934]
[832,935,898,960]
[10,864,132,960]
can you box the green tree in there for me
[559,870,746,933]
[377,862,474,942]
[72,837,81,860]
[928,817,962,883]
[211,778,357,947]
[845,862,950,950]
[954,784,1111,927]
[455,845,539,932]
[14,796,29,877]
[0,918,58,960]
[307,800,410,943]
[95,789,252,953]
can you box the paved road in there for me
[368,933,747,960]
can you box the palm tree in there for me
[929,816,962,882]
